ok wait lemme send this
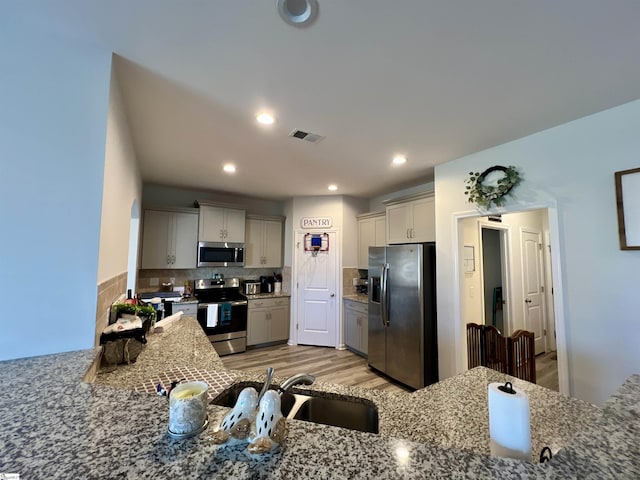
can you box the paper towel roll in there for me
[488,382,531,461]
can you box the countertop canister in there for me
[168,381,209,436]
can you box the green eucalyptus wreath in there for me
[464,165,521,208]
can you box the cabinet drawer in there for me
[344,300,368,315]
[177,303,198,317]
[249,297,290,309]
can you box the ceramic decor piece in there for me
[247,390,287,454]
[210,387,259,444]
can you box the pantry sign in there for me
[300,217,332,229]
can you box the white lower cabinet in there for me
[344,299,368,356]
[247,297,290,346]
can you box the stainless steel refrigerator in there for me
[368,243,438,389]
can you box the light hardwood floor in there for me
[536,350,559,391]
[222,344,410,393]
[223,344,559,393]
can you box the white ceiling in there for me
[8,1,640,200]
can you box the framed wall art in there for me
[615,167,640,250]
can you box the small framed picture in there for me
[615,168,640,250]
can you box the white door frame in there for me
[290,228,341,348]
[453,203,569,395]
[543,231,557,351]
[477,221,512,334]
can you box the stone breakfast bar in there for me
[0,316,638,479]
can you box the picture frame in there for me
[615,167,640,250]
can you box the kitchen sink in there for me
[291,395,379,433]
[211,382,379,434]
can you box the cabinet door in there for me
[358,218,375,269]
[247,309,269,346]
[374,216,386,247]
[224,208,246,243]
[344,306,360,350]
[198,205,225,242]
[244,218,263,267]
[411,197,435,242]
[269,306,290,342]
[141,210,172,269]
[359,313,368,355]
[262,220,283,268]
[172,212,198,269]
[386,203,412,244]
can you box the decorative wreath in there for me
[464,165,521,209]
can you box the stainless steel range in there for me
[194,278,248,356]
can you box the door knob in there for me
[330,293,335,297]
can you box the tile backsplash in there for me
[95,271,127,346]
[137,267,286,293]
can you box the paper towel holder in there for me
[498,381,516,394]
[539,446,553,463]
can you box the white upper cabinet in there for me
[198,204,246,243]
[245,215,284,268]
[357,211,386,269]
[141,209,198,269]
[385,193,435,244]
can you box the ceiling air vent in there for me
[289,129,325,144]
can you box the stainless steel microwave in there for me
[197,241,245,267]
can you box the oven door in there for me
[197,241,245,267]
[197,300,247,355]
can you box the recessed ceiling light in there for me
[256,113,275,125]
[223,164,236,174]
[392,155,407,166]
[328,184,338,191]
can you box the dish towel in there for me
[207,304,219,328]
[220,303,232,326]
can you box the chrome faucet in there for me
[278,373,315,394]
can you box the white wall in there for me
[143,183,285,216]
[369,181,434,212]
[97,64,143,284]
[342,196,369,267]
[435,100,640,405]
[0,29,112,361]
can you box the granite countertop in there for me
[0,316,638,478]
[343,293,368,304]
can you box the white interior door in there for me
[295,231,338,347]
[521,229,545,354]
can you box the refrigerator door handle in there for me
[381,263,390,326]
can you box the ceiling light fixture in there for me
[392,155,407,166]
[256,113,275,125]
[223,164,236,174]
[277,0,319,27]
[328,184,338,191]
